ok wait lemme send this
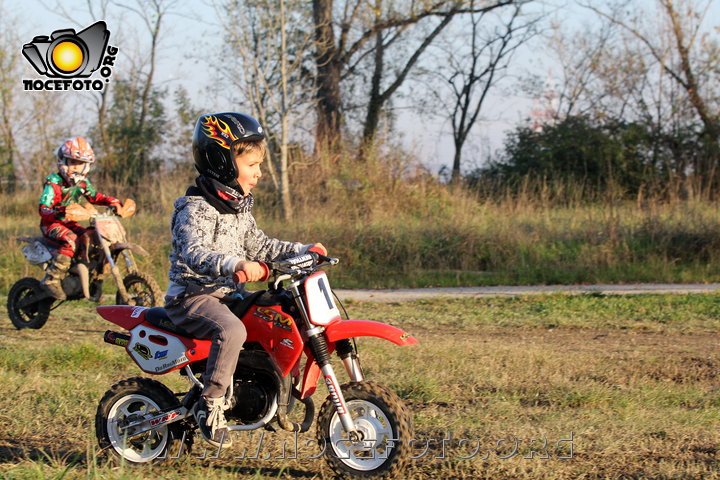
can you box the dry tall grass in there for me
[3,154,720,293]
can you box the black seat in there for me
[145,307,195,337]
[144,290,268,339]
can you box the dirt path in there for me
[82,282,720,305]
[333,283,720,302]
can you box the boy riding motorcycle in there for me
[39,136,122,300]
[164,112,324,447]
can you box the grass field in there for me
[1,292,719,479]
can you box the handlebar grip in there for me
[308,244,327,256]
[232,270,248,284]
[232,262,270,283]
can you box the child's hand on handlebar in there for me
[234,261,269,283]
[308,243,327,256]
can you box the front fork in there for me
[96,232,132,303]
[291,284,362,436]
[308,331,359,435]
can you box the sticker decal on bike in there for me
[131,306,148,318]
[105,331,129,347]
[305,272,341,326]
[149,410,180,427]
[154,354,189,372]
[324,375,347,415]
[254,307,293,331]
[133,342,152,360]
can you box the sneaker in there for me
[193,396,232,448]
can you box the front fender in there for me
[299,320,417,398]
[324,319,418,346]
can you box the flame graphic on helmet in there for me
[201,115,238,149]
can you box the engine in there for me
[226,350,279,424]
[61,274,84,299]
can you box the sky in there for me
[7,0,620,175]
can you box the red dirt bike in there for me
[7,200,163,329]
[95,251,417,479]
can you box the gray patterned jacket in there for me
[166,195,307,296]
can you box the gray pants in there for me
[165,290,247,398]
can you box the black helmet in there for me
[192,112,265,189]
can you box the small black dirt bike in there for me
[7,200,163,329]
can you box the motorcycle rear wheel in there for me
[316,381,413,479]
[117,272,162,307]
[96,377,180,463]
[7,277,52,330]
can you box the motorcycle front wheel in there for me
[316,381,413,479]
[7,277,52,329]
[117,272,162,307]
[96,377,180,463]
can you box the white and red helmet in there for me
[57,136,95,184]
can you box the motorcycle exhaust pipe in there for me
[291,389,316,433]
[104,330,130,348]
[274,369,315,433]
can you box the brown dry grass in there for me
[1,294,719,479]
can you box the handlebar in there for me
[64,199,136,222]
[232,251,338,284]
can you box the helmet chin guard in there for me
[57,136,95,185]
[59,165,91,185]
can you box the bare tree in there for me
[311,0,517,150]
[109,0,176,175]
[583,0,720,185]
[45,0,176,181]
[0,9,19,191]
[1,5,68,190]
[360,0,457,149]
[543,17,620,120]
[542,13,683,179]
[217,0,315,220]
[17,95,69,188]
[40,0,114,163]
[432,1,538,181]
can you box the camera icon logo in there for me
[22,21,110,78]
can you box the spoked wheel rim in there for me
[126,286,153,307]
[8,278,53,329]
[118,273,161,307]
[328,399,396,471]
[14,287,41,325]
[106,393,169,463]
